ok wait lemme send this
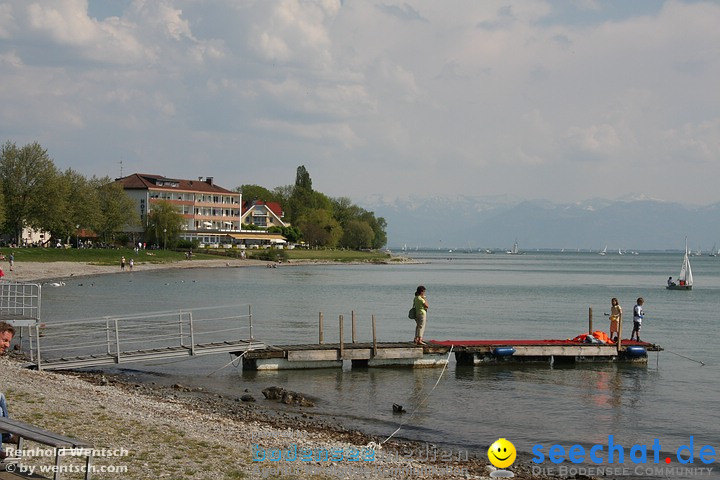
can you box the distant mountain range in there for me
[360,195,720,252]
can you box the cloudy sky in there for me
[1,0,719,205]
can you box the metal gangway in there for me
[28,304,266,370]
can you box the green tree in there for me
[236,184,279,204]
[287,165,315,225]
[268,225,302,243]
[145,200,185,249]
[332,196,388,249]
[297,209,342,247]
[361,211,388,249]
[341,220,375,250]
[95,180,138,244]
[0,141,60,244]
[45,169,101,245]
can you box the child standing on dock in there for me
[631,297,644,342]
[609,298,622,342]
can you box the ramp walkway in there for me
[25,305,265,371]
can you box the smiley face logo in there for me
[488,438,516,469]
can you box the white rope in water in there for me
[207,350,248,376]
[370,345,454,449]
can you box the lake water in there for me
[40,251,720,476]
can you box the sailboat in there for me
[667,238,693,290]
[598,245,607,256]
[506,239,522,255]
[709,243,717,257]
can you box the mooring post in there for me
[318,312,324,344]
[249,304,254,340]
[588,307,593,334]
[372,315,377,356]
[351,310,357,343]
[339,314,344,359]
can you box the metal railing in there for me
[0,281,41,321]
[32,304,256,370]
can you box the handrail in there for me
[31,304,256,369]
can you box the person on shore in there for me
[631,297,645,342]
[121,256,126,271]
[0,321,17,460]
[8,254,13,272]
[608,297,622,342]
[413,286,429,345]
[129,258,134,271]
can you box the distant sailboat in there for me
[598,245,607,256]
[667,237,693,290]
[618,249,623,255]
[506,239,522,255]
[709,243,717,257]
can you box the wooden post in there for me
[339,315,344,359]
[351,310,357,343]
[617,312,623,350]
[588,307,593,334]
[372,315,377,356]
[318,312,324,344]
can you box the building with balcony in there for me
[241,200,286,229]
[117,173,242,246]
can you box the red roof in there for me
[242,200,284,218]
[117,173,237,195]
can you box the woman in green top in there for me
[413,285,429,345]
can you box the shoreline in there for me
[3,258,271,284]
[3,355,559,480]
[4,256,419,284]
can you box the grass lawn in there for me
[2,247,394,265]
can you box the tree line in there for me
[237,165,387,250]
[0,142,387,250]
[0,141,137,246]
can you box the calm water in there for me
[40,251,719,472]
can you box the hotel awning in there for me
[227,233,287,243]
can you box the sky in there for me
[1,0,719,205]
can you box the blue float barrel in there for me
[625,346,647,357]
[493,346,516,356]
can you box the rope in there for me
[207,350,248,376]
[664,349,705,366]
[371,345,454,449]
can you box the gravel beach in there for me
[1,260,551,479]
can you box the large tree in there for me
[45,169,102,244]
[236,184,279,204]
[95,180,138,243]
[297,208,342,247]
[0,141,60,244]
[145,200,185,249]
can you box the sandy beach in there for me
[4,257,269,284]
[1,259,550,479]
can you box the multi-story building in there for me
[117,173,242,246]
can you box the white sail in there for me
[678,238,694,286]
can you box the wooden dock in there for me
[237,339,662,370]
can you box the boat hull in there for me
[666,284,692,290]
